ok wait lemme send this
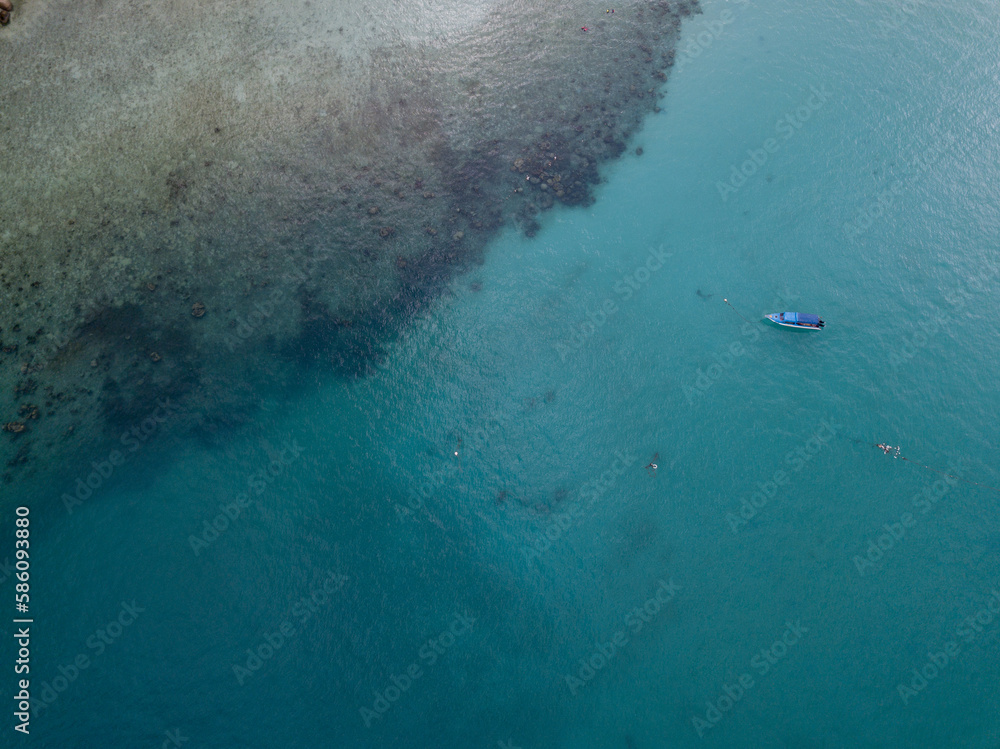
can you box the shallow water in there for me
[3,0,1000,746]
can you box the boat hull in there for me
[764,313,824,330]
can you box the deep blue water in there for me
[7,0,1000,746]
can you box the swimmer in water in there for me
[581,26,589,31]
[645,452,659,475]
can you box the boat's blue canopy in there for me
[797,313,820,325]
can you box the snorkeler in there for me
[877,443,901,458]
[645,452,659,475]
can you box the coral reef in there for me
[0,0,700,488]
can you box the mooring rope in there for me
[723,298,755,325]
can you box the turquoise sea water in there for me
[8,0,1000,746]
